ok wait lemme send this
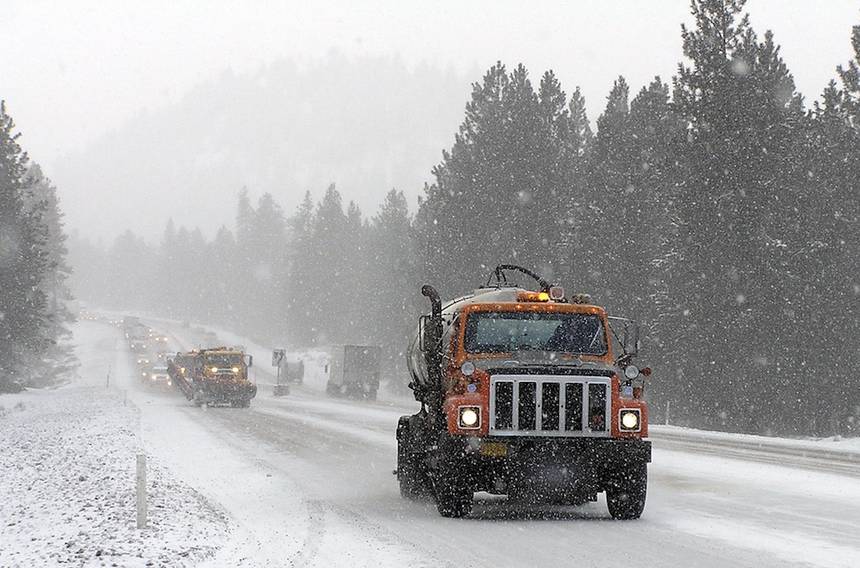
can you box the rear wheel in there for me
[606,463,647,520]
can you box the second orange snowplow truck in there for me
[396,265,652,518]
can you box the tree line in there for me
[71,0,859,436]
[0,102,76,391]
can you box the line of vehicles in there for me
[118,262,652,520]
[121,317,257,408]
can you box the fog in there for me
[2,2,860,564]
[3,0,858,239]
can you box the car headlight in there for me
[624,365,640,380]
[231,367,240,373]
[460,361,475,376]
[619,409,641,432]
[458,406,480,429]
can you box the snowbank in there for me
[0,386,229,567]
[652,424,860,458]
[0,320,230,567]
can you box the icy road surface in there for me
[98,320,858,567]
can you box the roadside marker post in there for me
[136,453,147,529]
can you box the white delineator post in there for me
[136,453,147,528]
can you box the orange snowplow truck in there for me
[397,265,652,518]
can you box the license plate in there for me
[480,442,508,457]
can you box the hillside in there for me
[54,54,472,240]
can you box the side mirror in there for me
[608,316,641,358]
[246,355,254,368]
[625,324,640,357]
[418,315,429,353]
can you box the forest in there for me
[34,0,860,436]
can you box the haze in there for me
[2,0,857,241]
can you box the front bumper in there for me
[451,436,651,495]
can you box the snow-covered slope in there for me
[0,321,229,567]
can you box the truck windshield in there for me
[463,311,607,355]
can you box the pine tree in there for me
[558,87,593,287]
[422,62,579,295]
[837,24,860,123]
[20,164,78,385]
[0,101,50,390]
[581,76,633,307]
[284,191,315,344]
[367,189,417,390]
[671,0,804,431]
[301,184,348,344]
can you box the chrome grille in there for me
[489,374,611,437]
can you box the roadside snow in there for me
[652,424,860,457]
[0,322,230,567]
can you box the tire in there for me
[431,447,473,518]
[434,470,473,518]
[606,463,647,520]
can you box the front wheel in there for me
[434,472,473,518]
[432,452,473,518]
[606,463,647,520]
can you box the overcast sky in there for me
[3,0,858,239]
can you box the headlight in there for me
[460,361,475,376]
[210,366,218,373]
[458,406,480,429]
[231,366,240,373]
[624,365,640,380]
[619,409,641,431]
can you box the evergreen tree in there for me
[558,87,593,287]
[284,191,316,345]
[581,76,633,306]
[20,164,78,385]
[0,101,49,389]
[304,184,348,344]
[367,189,417,389]
[207,226,237,324]
[248,192,287,339]
[422,62,580,295]
[837,24,860,122]
[671,0,804,431]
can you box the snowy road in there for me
[96,320,860,568]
